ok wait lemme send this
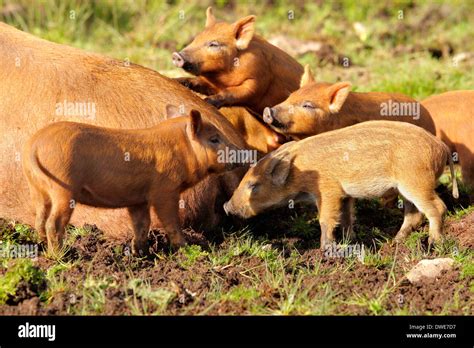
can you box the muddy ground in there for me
[0,191,472,315]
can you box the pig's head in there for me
[172,7,256,76]
[223,144,299,219]
[166,105,244,174]
[263,65,352,139]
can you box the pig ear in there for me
[300,65,315,88]
[234,15,256,50]
[328,82,351,114]
[267,153,293,186]
[205,7,216,28]
[166,104,184,119]
[188,109,202,137]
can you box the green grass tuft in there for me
[0,259,46,304]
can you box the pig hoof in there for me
[38,234,48,245]
[132,242,149,257]
[132,248,148,257]
[428,235,442,246]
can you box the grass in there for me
[79,276,113,314]
[176,245,209,269]
[222,285,260,302]
[0,215,472,315]
[0,259,46,304]
[363,251,394,269]
[0,221,38,244]
[42,263,74,303]
[126,279,176,315]
[447,205,474,220]
[43,225,93,262]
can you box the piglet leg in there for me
[318,192,343,250]
[45,190,74,255]
[128,204,151,256]
[394,200,423,242]
[153,194,187,249]
[204,79,258,109]
[340,197,355,240]
[175,77,217,96]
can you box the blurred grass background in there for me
[1,0,473,99]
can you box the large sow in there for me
[0,23,246,238]
[421,91,474,190]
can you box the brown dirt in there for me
[0,202,472,315]
[444,212,474,249]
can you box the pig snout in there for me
[223,200,245,217]
[223,199,252,219]
[263,107,286,130]
[172,52,185,68]
[172,51,199,74]
[263,107,274,125]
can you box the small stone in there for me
[406,258,455,284]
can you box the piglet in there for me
[224,121,458,248]
[23,108,243,255]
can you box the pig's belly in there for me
[341,178,396,199]
[75,184,146,208]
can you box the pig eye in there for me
[207,41,221,48]
[247,183,259,192]
[209,135,220,144]
[302,102,315,109]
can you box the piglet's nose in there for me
[263,107,274,125]
[172,52,185,68]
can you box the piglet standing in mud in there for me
[22,108,243,256]
[224,121,458,248]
